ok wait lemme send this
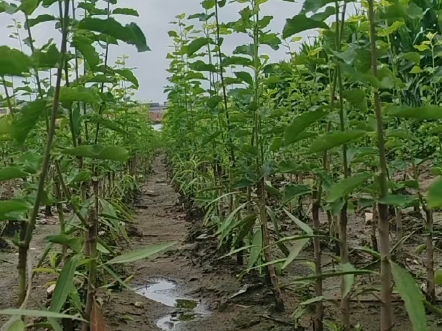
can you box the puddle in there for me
[134,278,209,331]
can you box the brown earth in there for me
[0,155,441,330]
[103,155,442,331]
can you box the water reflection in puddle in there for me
[134,278,209,331]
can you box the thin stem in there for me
[2,77,14,116]
[81,180,99,331]
[214,1,236,167]
[24,13,44,99]
[94,0,112,144]
[367,0,393,329]
[18,0,71,306]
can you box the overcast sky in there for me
[0,0,318,103]
[114,0,304,103]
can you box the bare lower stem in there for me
[424,208,436,303]
[395,208,402,247]
[54,179,67,261]
[339,203,350,327]
[81,180,99,331]
[312,184,323,331]
[371,204,379,253]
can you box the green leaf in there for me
[85,74,115,84]
[283,209,313,234]
[222,56,253,67]
[206,96,222,109]
[310,6,336,21]
[300,296,325,306]
[388,105,442,120]
[78,17,150,52]
[87,115,127,134]
[202,0,216,9]
[248,229,263,269]
[32,44,60,69]
[342,89,367,112]
[60,86,101,104]
[42,0,58,7]
[13,99,47,144]
[50,257,79,313]
[378,194,417,208]
[188,60,218,72]
[187,37,213,56]
[341,263,356,298]
[283,184,311,204]
[27,14,56,28]
[202,131,222,145]
[399,52,420,64]
[0,200,32,221]
[270,137,283,151]
[284,108,327,146]
[233,44,254,57]
[0,115,12,138]
[45,234,81,253]
[4,319,25,331]
[307,130,366,154]
[0,46,32,76]
[411,66,423,74]
[427,178,442,209]
[391,261,428,331]
[435,269,442,285]
[302,0,336,13]
[377,21,404,37]
[112,8,139,16]
[19,0,38,15]
[259,32,281,50]
[327,172,372,202]
[282,14,329,39]
[234,71,253,85]
[61,145,129,162]
[0,1,17,14]
[114,68,139,88]
[107,241,177,264]
[72,35,100,69]
[0,167,28,182]
[168,30,178,38]
[282,238,309,269]
[0,309,84,321]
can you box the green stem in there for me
[18,0,71,307]
[367,0,393,329]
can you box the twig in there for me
[259,314,297,327]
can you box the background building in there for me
[148,102,167,123]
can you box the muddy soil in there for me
[103,156,243,331]
[0,155,441,331]
[104,155,442,331]
[0,217,61,324]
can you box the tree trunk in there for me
[312,186,323,331]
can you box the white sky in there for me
[0,0,316,103]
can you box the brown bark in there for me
[424,208,436,303]
[339,203,350,327]
[312,187,323,331]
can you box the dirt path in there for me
[105,155,442,331]
[105,155,246,331]
[1,155,434,330]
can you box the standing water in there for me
[152,123,163,131]
[134,278,209,330]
